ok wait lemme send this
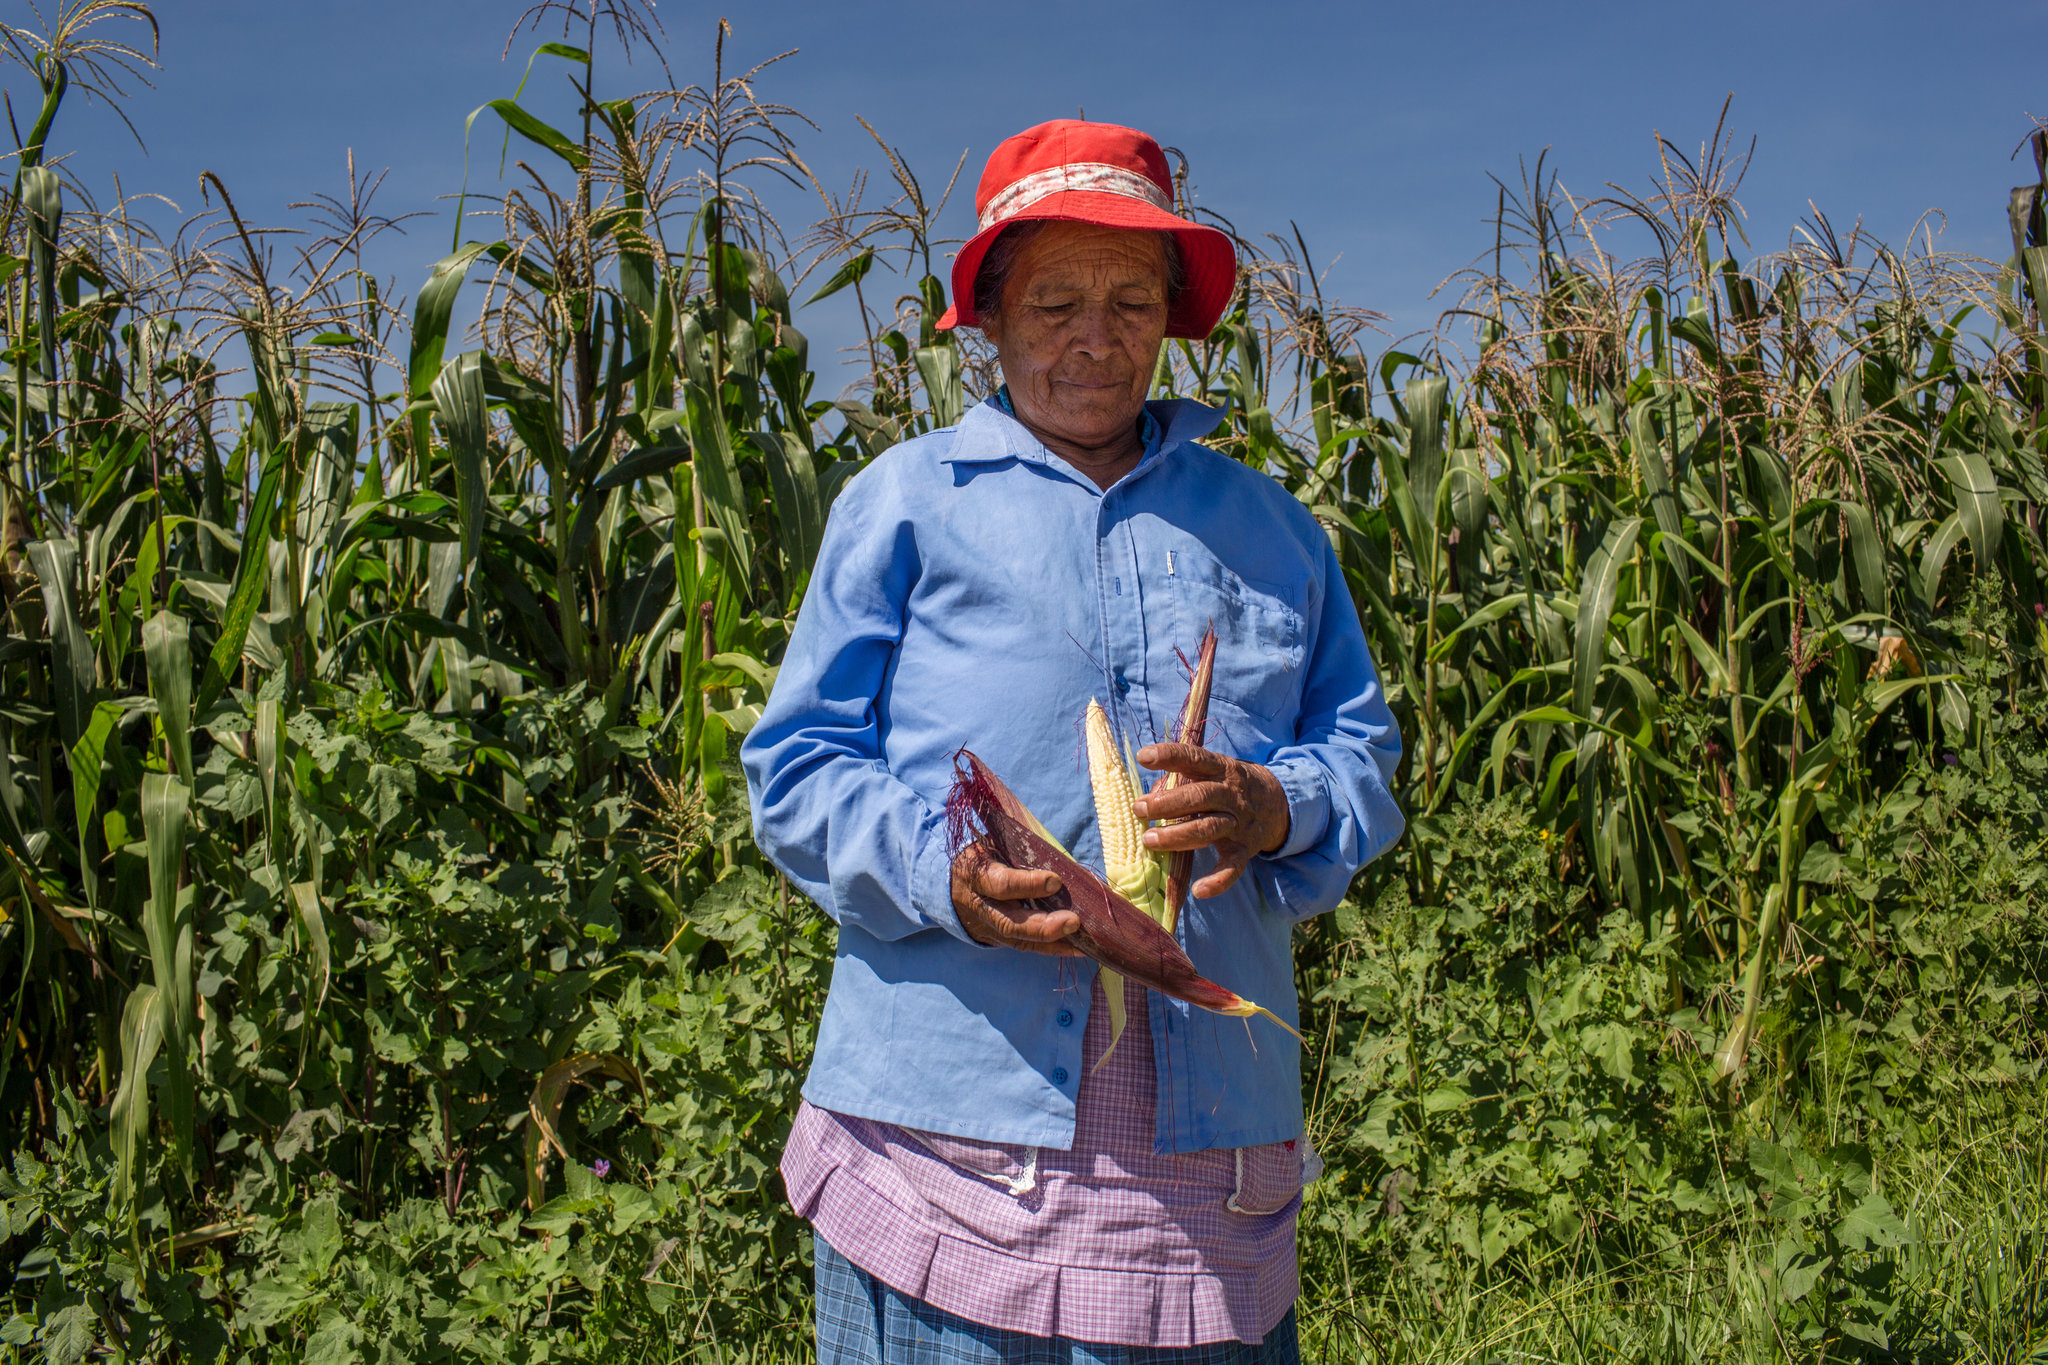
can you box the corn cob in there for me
[1084,699,1167,918]
[946,749,1301,1049]
[1083,699,1170,1066]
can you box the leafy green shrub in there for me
[1298,709,2047,1355]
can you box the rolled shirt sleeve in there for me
[1250,534,1405,921]
[741,474,983,947]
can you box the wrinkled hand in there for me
[1132,743,1290,899]
[951,842,1080,955]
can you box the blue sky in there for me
[26,0,2048,398]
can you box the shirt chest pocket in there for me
[1168,553,1306,725]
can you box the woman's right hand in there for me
[951,842,1079,955]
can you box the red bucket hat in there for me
[937,119,1237,339]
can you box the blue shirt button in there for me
[1114,669,1131,695]
[1057,1009,1074,1027]
[1052,1067,1069,1085]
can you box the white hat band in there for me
[978,162,1173,232]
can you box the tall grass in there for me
[1297,1086,2048,1364]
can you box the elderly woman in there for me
[742,120,1403,1365]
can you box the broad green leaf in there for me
[22,167,60,394]
[806,247,874,305]
[67,700,122,871]
[1402,375,1448,535]
[290,882,332,1014]
[591,442,691,493]
[1508,704,1697,789]
[1936,452,2003,570]
[40,1305,95,1365]
[1835,1191,1914,1251]
[1779,1253,1832,1303]
[408,242,494,401]
[1628,403,1684,544]
[256,696,284,848]
[431,350,491,592]
[1837,499,1888,616]
[25,538,93,746]
[1445,446,1490,579]
[915,339,964,429]
[753,430,824,585]
[1861,672,1953,717]
[684,380,755,589]
[197,441,289,713]
[1579,1020,1636,1082]
[143,610,193,780]
[709,651,778,695]
[1667,612,1732,693]
[1571,517,1643,720]
[1918,512,1966,606]
[476,98,589,169]
[1423,1084,1471,1113]
[109,983,162,1209]
[141,772,194,1179]
[1429,593,1526,661]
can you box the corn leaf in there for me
[1572,518,1643,720]
[256,696,284,857]
[805,247,873,305]
[26,538,93,746]
[525,1053,644,1209]
[109,983,162,1209]
[141,773,194,1178]
[290,881,332,1014]
[684,379,755,588]
[752,430,824,586]
[432,350,491,590]
[409,242,495,400]
[1836,500,1889,616]
[1919,512,1967,606]
[142,610,193,780]
[196,440,289,713]
[1937,453,2003,569]
[1403,375,1448,535]
[477,98,589,170]
[67,700,122,875]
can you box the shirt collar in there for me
[941,387,1225,473]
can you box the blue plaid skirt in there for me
[812,1235,1302,1365]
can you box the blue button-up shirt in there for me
[742,396,1403,1154]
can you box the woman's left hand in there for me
[1131,744,1291,898]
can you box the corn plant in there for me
[1158,121,2047,1083]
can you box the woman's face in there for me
[982,222,1170,456]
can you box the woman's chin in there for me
[1035,402,1143,446]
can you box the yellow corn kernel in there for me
[1084,698,1167,1073]
[1085,700,1146,888]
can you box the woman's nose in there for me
[1069,300,1119,356]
